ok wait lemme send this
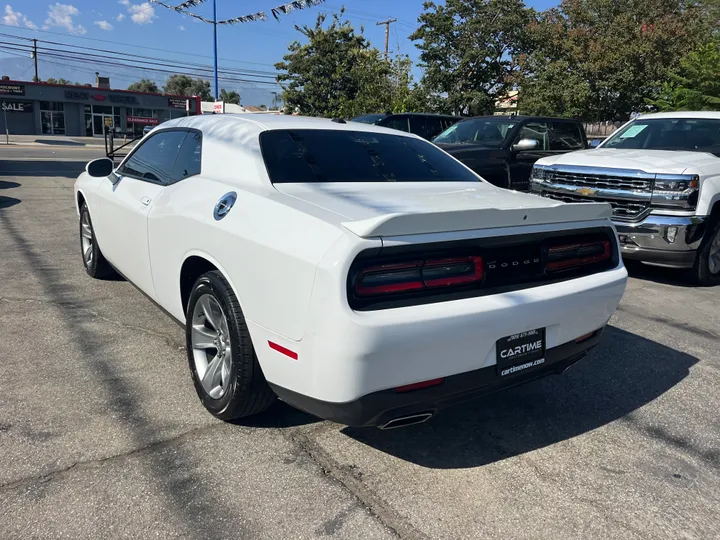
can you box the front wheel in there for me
[185,270,275,420]
[693,219,720,286]
[79,203,115,279]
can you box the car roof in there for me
[160,113,431,137]
[635,111,720,120]
[385,112,458,118]
[460,115,580,123]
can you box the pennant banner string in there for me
[150,0,326,25]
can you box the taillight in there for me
[546,240,611,272]
[355,256,484,297]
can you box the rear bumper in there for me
[270,329,603,427]
[615,214,706,268]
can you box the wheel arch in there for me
[76,189,86,216]
[179,252,244,318]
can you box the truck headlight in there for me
[532,165,548,183]
[651,174,699,209]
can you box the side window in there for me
[549,122,585,151]
[409,116,427,137]
[119,130,187,185]
[514,122,549,151]
[170,131,202,183]
[382,116,410,132]
[424,118,446,140]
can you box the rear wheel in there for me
[79,203,115,279]
[693,219,720,286]
[186,271,275,420]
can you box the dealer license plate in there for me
[496,328,546,377]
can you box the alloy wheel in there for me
[80,211,93,268]
[191,294,233,399]
[708,228,720,275]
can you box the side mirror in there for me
[512,138,539,152]
[86,158,114,178]
[588,139,603,148]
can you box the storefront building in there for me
[0,80,201,137]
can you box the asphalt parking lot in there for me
[0,143,718,540]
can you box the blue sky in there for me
[0,1,558,105]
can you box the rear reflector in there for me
[268,341,298,360]
[356,256,483,297]
[575,331,595,343]
[546,240,611,272]
[395,377,445,393]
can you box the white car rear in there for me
[74,115,627,428]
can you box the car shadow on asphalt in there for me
[624,259,696,288]
[341,325,698,468]
[0,210,242,537]
[0,160,87,178]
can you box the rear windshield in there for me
[260,129,480,183]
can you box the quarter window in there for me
[549,122,585,151]
[119,130,188,185]
[171,131,202,183]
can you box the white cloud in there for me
[178,25,185,31]
[44,3,86,35]
[116,13,125,21]
[94,20,113,31]
[128,2,156,25]
[3,5,38,29]
[119,0,130,5]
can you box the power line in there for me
[0,43,281,86]
[0,21,277,68]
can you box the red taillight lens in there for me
[355,256,484,297]
[395,377,445,393]
[546,240,611,272]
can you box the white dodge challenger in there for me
[74,114,627,429]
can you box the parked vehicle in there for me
[75,114,626,427]
[351,112,460,140]
[531,111,720,285]
[433,116,588,191]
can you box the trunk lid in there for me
[274,182,611,238]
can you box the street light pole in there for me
[213,0,219,100]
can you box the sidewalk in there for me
[1,134,137,148]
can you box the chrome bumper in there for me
[614,214,707,268]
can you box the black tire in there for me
[185,271,275,420]
[693,218,720,286]
[79,203,115,279]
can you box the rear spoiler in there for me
[341,202,613,238]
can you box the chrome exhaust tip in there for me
[379,412,434,430]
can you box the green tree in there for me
[275,11,392,117]
[518,0,703,120]
[163,74,212,101]
[388,55,429,113]
[220,89,241,104]
[411,0,532,116]
[647,37,720,111]
[45,78,57,84]
[128,78,159,93]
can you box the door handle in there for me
[140,196,151,206]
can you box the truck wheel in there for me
[79,203,115,279]
[186,270,276,420]
[693,219,720,286]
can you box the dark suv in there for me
[351,112,460,140]
[433,115,588,191]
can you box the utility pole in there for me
[213,0,219,100]
[32,39,38,82]
[376,18,397,60]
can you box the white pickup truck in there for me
[531,111,720,285]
